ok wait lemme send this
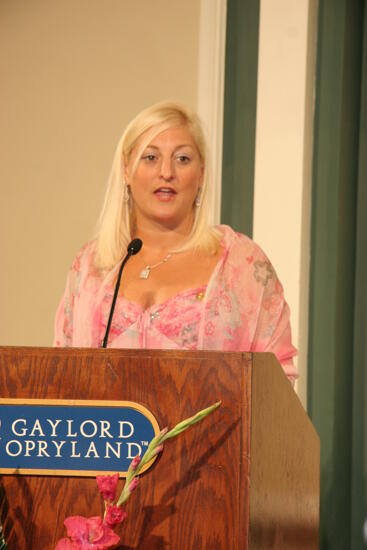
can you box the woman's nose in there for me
[159,157,175,181]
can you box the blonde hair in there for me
[95,101,221,270]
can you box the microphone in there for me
[127,238,143,255]
[102,238,143,348]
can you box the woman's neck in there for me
[133,220,193,253]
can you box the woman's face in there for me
[125,125,204,232]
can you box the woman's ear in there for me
[124,164,130,185]
[199,164,205,185]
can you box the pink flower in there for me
[104,504,127,528]
[130,455,141,470]
[128,477,140,494]
[205,321,215,336]
[96,473,119,502]
[55,515,120,549]
[152,444,163,457]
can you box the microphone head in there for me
[127,238,143,255]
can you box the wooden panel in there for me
[0,347,251,549]
[249,353,320,549]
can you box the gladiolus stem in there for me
[116,401,221,507]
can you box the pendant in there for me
[139,266,151,279]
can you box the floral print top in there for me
[54,225,298,383]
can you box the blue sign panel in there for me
[0,399,160,477]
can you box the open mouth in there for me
[154,187,177,195]
[154,187,177,200]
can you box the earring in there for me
[195,188,202,207]
[123,182,130,203]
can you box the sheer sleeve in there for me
[250,256,298,384]
[53,249,83,347]
[201,226,298,385]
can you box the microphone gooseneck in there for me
[102,239,143,348]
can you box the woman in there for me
[54,101,298,384]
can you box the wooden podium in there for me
[0,346,319,549]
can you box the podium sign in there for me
[0,398,159,476]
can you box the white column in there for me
[197,0,227,225]
[253,0,318,408]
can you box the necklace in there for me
[139,253,172,279]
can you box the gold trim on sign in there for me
[0,398,160,434]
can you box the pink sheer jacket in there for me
[54,225,298,384]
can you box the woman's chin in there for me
[143,211,194,232]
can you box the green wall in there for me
[221,0,367,547]
[308,0,365,548]
[221,0,259,237]
[351,3,367,547]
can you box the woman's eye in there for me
[142,154,157,162]
[176,155,191,164]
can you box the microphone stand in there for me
[102,239,142,348]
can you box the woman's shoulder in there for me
[215,225,283,291]
[215,224,269,261]
[69,239,98,274]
